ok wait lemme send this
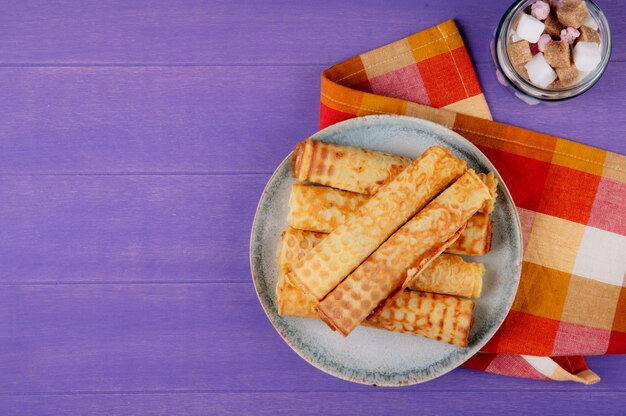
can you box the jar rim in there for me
[494,0,612,101]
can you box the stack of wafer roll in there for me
[286,146,467,300]
[316,170,491,336]
[288,180,496,256]
[290,140,497,256]
[276,227,475,346]
[278,228,484,304]
[276,140,497,345]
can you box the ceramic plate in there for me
[250,115,522,386]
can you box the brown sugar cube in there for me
[544,14,564,38]
[578,25,600,44]
[509,40,533,66]
[555,66,580,87]
[557,0,590,28]
[544,40,571,68]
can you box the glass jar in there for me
[491,0,611,104]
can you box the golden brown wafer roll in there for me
[288,182,494,255]
[276,229,475,346]
[276,228,323,316]
[277,269,318,318]
[316,170,491,336]
[276,227,473,347]
[292,139,411,195]
[280,227,484,298]
[276,227,326,271]
[292,140,497,210]
[446,212,492,256]
[477,172,498,214]
[407,253,484,298]
[288,147,466,301]
[277,278,474,346]
[365,291,475,346]
[287,184,369,234]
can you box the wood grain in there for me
[0,284,624,394]
[1,0,625,413]
[1,392,626,416]
[0,175,268,282]
[0,64,623,176]
[0,0,624,65]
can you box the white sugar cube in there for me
[524,52,557,88]
[511,30,523,42]
[574,41,601,72]
[582,15,599,31]
[516,13,546,43]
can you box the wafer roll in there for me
[275,229,475,346]
[365,291,474,346]
[276,228,323,317]
[277,279,474,346]
[407,253,484,298]
[292,140,497,212]
[446,212,492,256]
[477,172,498,214]
[287,147,466,300]
[288,183,494,255]
[280,227,484,298]
[276,227,326,271]
[292,139,411,195]
[277,269,318,318]
[316,170,491,336]
[287,184,368,234]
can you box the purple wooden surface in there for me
[1,0,625,65]
[0,175,265,282]
[0,64,624,176]
[1,1,625,415]
[2,392,626,416]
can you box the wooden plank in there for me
[1,392,626,416]
[0,283,625,394]
[0,64,624,176]
[0,174,269,282]
[0,66,320,175]
[0,0,624,65]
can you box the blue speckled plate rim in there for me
[249,114,522,386]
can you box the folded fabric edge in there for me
[321,19,494,122]
[462,353,600,384]
[319,86,625,178]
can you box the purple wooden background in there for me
[1,1,625,414]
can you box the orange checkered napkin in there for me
[318,20,626,384]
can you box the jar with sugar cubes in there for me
[492,0,611,104]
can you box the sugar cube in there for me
[545,40,571,68]
[560,27,580,46]
[516,13,546,43]
[509,40,533,66]
[538,34,552,52]
[555,66,580,87]
[525,52,558,88]
[544,14,564,37]
[557,0,589,28]
[582,14,599,31]
[573,41,601,72]
[532,1,551,20]
[578,25,600,44]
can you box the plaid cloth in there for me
[319,20,625,384]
